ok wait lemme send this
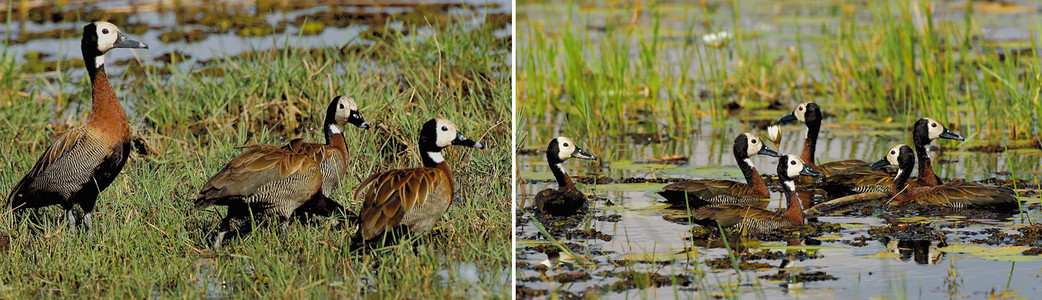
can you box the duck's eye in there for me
[562,143,569,147]
[441,126,448,131]
[798,106,804,111]
[931,123,938,128]
[790,160,797,165]
[751,139,757,144]
[338,103,345,109]
[891,150,897,155]
[102,28,109,34]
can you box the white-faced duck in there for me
[689,155,825,232]
[818,117,964,197]
[658,133,782,208]
[871,144,1018,211]
[6,22,147,232]
[352,118,484,248]
[533,136,597,216]
[284,96,369,220]
[776,102,872,181]
[195,144,327,249]
[910,117,964,187]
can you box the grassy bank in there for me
[0,17,510,298]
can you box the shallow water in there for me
[1,0,510,74]
[518,2,1041,296]
[516,114,1042,298]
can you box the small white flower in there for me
[767,125,782,145]
[701,31,732,45]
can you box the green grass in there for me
[0,17,510,298]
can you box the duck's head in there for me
[777,102,822,125]
[914,117,964,142]
[870,144,915,171]
[326,95,369,131]
[734,133,781,160]
[82,21,148,68]
[546,136,597,164]
[778,155,824,183]
[420,118,484,151]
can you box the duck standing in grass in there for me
[284,95,370,220]
[6,22,147,232]
[352,118,484,248]
[195,143,327,249]
[533,136,597,216]
[871,144,1018,211]
[689,155,824,232]
[658,133,782,209]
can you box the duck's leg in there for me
[279,216,290,235]
[66,209,77,231]
[81,201,97,235]
[83,213,94,236]
[213,216,233,250]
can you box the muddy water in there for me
[516,114,1042,298]
[1,0,510,75]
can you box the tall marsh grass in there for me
[519,0,1041,151]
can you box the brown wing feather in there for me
[690,205,784,229]
[22,127,88,179]
[355,168,443,240]
[7,126,103,208]
[195,145,314,209]
[906,180,1017,209]
[662,180,741,199]
[818,159,870,176]
[282,139,329,162]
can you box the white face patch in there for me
[794,103,808,122]
[426,152,445,163]
[785,155,805,178]
[334,96,357,125]
[340,96,358,112]
[94,22,120,53]
[555,136,577,161]
[745,133,761,157]
[924,117,943,140]
[433,119,458,148]
[886,145,904,166]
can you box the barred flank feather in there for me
[354,168,450,241]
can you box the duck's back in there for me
[534,186,587,216]
[284,139,345,197]
[690,204,791,231]
[660,179,765,207]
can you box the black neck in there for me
[735,153,757,185]
[893,163,913,193]
[548,161,573,188]
[323,123,340,145]
[421,150,441,168]
[782,180,796,205]
[85,57,103,82]
[804,120,820,161]
[912,131,931,178]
